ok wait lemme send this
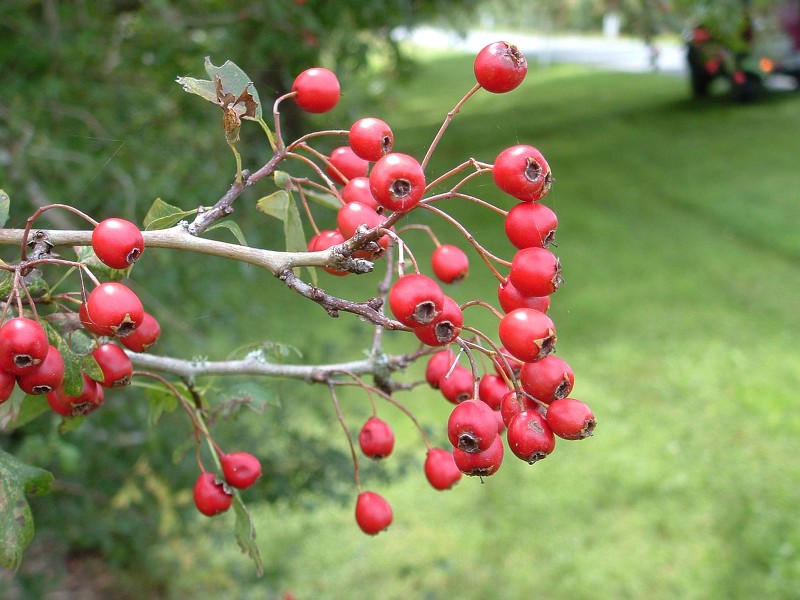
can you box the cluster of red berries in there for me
[193,451,263,517]
[0,218,160,416]
[290,42,595,536]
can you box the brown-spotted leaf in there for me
[204,58,262,120]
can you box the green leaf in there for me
[176,58,262,121]
[143,384,179,425]
[58,414,88,434]
[255,190,307,254]
[9,395,50,429]
[41,322,84,397]
[233,495,264,577]
[206,220,248,246]
[0,189,10,228]
[203,58,262,121]
[0,449,53,571]
[143,198,198,231]
[303,188,342,211]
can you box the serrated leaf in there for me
[0,189,10,228]
[41,322,83,397]
[143,198,198,231]
[206,220,248,246]
[82,355,103,383]
[144,384,179,425]
[233,495,264,577]
[204,58,262,121]
[255,190,307,255]
[0,449,53,570]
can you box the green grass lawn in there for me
[34,55,800,599]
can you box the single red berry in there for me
[447,399,498,453]
[507,410,556,464]
[424,448,462,491]
[425,350,456,388]
[326,146,369,185]
[355,491,393,535]
[497,278,551,314]
[220,451,263,489]
[79,302,110,337]
[431,244,469,284]
[119,312,161,353]
[546,398,596,440]
[349,117,394,162]
[498,308,557,363]
[438,364,474,404]
[0,368,16,404]
[358,416,395,460]
[493,144,553,201]
[453,434,504,477]
[193,472,233,517]
[500,390,539,427]
[520,355,574,405]
[336,201,391,256]
[474,41,527,93]
[342,177,380,210]
[92,343,133,388]
[46,373,104,417]
[478,373,510,410]
[509,247,563,298]
[504,202,558,249]
[292,67,340,113]
[413,296,463,347]
[0,317,50,375]
[388,274,444,327]
[309,229,350,276]
[85,282,144,338]
[369,153,426,212]
[17,345,64,395]
[92,218,145,269]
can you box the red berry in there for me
[504,202,558,249]
[453,434,504,477]
[425,350,456,388]
[326,146,369,185]
[292,67,340,113]
[92,343,133,388]
[369,153,426,212]
[447,399,498,453]
[358,416,395,460]
[349,117,394,162]
[424,448,462,490]
[0,317,50,375]
[493,145,552,201]
[92,218,145,270]
[500,390,538,427]
[85,282,144,338]
[438,365,474,404]
[477,373,509,410]
[473,41,527,93]
[388,274,444,327]
[509,247,563,298]
[119,312,161,353]
[520,355,574,404]
[336,202,390,256]
[193,472,233,517]
[431,244,469,284]
[309,229,350,276]
[46,373,104,417]
[546,398,596,440]
[507,410,556,464]
[342,177,379,210]
[220,451,262,489]
[17,345,64,395]
[498,308,557,363]
[0,368,16,404]
[413,295,463,347]
[354,491,393,535]
[497,278,551,314]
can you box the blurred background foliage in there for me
[1,1,799,598]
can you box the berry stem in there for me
[420,83,481,171]
[20,204,99,262]
[328,381,361,491]
[395,223,441,248]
